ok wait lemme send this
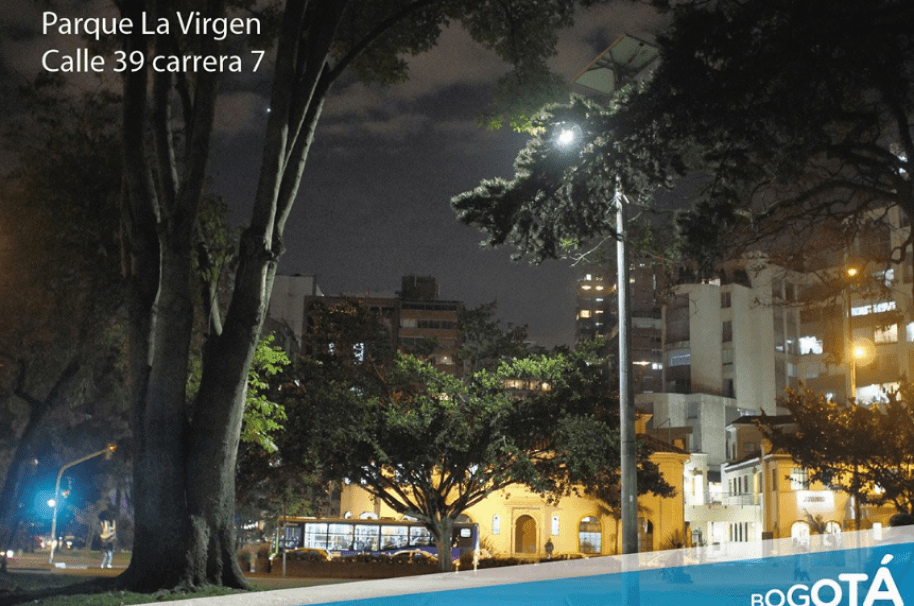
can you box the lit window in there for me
[595,285,604,291]
[875,324,898,344]
[668,349,691,367]
[790,468,809,490]
[852,301,896,316]
[579,310,592,319]
[876,269,895,287]
[856,383,898,404]
[799,336,823,355]
[578,517,601,554]
[581,285,592,291]
[874,301,896,313]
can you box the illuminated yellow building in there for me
[338,438,690,558]
[722,416,897,547]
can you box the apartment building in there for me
[300,276,462,374]
[575,263,664,395]
[265,274,323,354]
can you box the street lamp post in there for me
[48,444,116,564]
[842,266,871,534]
[845,266,859,401]
[572,34,659,557]
[614,180,639,556]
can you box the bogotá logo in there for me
[751,555,903,606]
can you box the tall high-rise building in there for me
[575,263,664,394]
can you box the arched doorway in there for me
[791,521,810,548]
[515,515,537,554]
[825,520,842,544]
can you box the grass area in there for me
[0,570,355,606]
[0,573,249,606]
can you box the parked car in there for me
[387,549,438,564]
[286,547,332,562]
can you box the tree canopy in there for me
[280,300,673,571]
[759,386,914,520]
[650,0,914,271]
[453,0,914,276]
[0,76,128,568]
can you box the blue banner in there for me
[307,537,913,606]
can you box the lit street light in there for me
[48,444,116,564]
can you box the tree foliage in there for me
[455,301,529,373]
[759,386,914,517]
[283,301,673,571]
[453,95,677,264]
[454,0,914,277]
[0,75,128,565]
[647,0,914,272]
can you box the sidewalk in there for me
[4,549,351,590]
[6,549,128,575]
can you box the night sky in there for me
[1,1,669,348]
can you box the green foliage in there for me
[456,302,528,373]
[455,0,914,276]
[452,94,678,264]
[187,334,289,453]
[243,298,675,571]
[759,386,914,516]
[241,335,290,452]
[647,0,914,268]
[235,299,397,519]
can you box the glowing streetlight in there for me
[555,123,583,150]
[48,444,117,564]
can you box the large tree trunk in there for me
[184,231,279,588]
[120,232,199,590]
[114,0,337,591]
[116,0,228,588]
[433,516,455,573]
